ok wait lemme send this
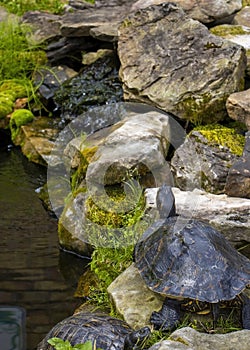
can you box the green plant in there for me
[47,338,99,350]
[0,0,67,15]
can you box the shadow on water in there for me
[0,131,89,349]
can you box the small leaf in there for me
[47,337,73,350]
[73,340,93,350]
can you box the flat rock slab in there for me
[149,327,250,350]
[118,3,246,124]
[131,0,242,24]
[145,187,250,245]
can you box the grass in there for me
[0,0,67,15]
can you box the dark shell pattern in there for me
[37,312,133,350]
[134,217,250,303]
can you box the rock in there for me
[53,52,123,121]
[85,109,172,187]
[118,3,246,124]
[226,89,250,130]
[170,126,243,194]
[145,187,250,246]
[13,117,59,166]
[131,0,242,24]
[225,131,250,198]
[107,263,164,329]
[33,65,78,108]
[149,327,250,350]
[233,6,250,27]
[210,24,250,77]
[21,11,62,45]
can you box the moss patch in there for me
[210,25,249,37]
[10,108,34,142]
[193,123,245,156]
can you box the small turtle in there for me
[134,185,250,331]
[37,312,150,350]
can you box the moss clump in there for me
[210,25,249,37]
[193,123,245,156]
[10,108,34,142]
[178,93,227,125]
[0,97,14,119]
[71,145,98,193]
[0,80,29,99]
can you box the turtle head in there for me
[156,184,176,219]
[124,326,151,350]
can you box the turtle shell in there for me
[37,312,135,350]
[134,217,250,303]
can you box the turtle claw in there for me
[150,299,181,331]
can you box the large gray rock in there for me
[226,89,250,130]
[85,109,172,187]
[118,3,246,124]
[149,327,250,350]
[145,187,250,246]
[233,6,250,27]
[131,0,242,24]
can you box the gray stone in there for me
[170,129,238,194]
[107,263,164,329]
[149,327,250,350]
[118,3,246,124]
[233,6,250,27]
[225,131,250,198]
[131,0,242,24]
[21,11,62,45]
[85,110,172,187]
[226,89,250,130]
[145,187,250,246]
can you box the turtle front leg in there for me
[242,294,250,330]
[150,298,181,331]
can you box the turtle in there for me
[134,184,250,331]
[37,311,150,350]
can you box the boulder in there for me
[233,6,250,27]
[225,131,250,198]
[149,327,250,350]
[226,89,250,130]
[145,187,250,246]
[118,3,246,124]
[170,126,244,194]
[131,0,242,24]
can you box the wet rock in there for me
[53,52,123,121]
[226,89,250,130]
[13,117,59,166]
[233,6,250,27]
[118,3,246,124]
[170,126,243,194]
[225,131,250,198]
[145,187,250,246]
[131,0,242,24]
[33,65,78,109]
[150,327,250,350]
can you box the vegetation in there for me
[48,338,98,350]
[0,0,67,15]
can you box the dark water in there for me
[0,134,88,349]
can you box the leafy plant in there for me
[48,338,99,350]
[0,0,67,15]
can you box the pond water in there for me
[0,131,88,349]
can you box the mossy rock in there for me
[193,123,245,156]
[10,108,34,142]
[0,97,14,119]
[0,80,29,99]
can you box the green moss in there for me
[177,93,227,125]
[0,97,14,118]
[71,145,98,193]
[210,25,249,37]
[10,108,34,141]
[193,123,245,156]
[243,0,250,6]
[0,80,29,99]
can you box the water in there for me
[0,133,88,349]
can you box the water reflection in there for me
[0,136,88,349]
